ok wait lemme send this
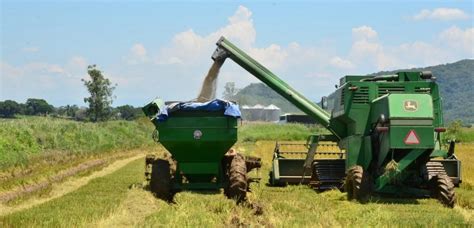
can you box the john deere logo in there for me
[404,100,418,112]
[193,130,202,140]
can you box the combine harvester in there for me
[142,99,261,202]
[210,36,461,207]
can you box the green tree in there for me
[0,100,22,118]
[56,105,79,118]
[25,98,54,115]
[445,120,463,142]
[222,82,239,101]
[82,65,116,122]
[116,105,142,120]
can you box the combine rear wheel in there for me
[345,165,369,202]
[225,153,247,203]
[150,159,172,201]
[431,175,455,208]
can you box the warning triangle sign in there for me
[404,130,420,145]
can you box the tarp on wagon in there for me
[143,98,241,122]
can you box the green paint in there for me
[212,36,460,199]
[142,100,238,191]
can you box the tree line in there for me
[0,65,143,121]
[0,99,144,121]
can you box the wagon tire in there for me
[226,153,247,203]
[150,159,172,201]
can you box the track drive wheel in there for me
[345,165,370,202]
[431,175,455,208]
[225,153,248,203]
[150,159,172,201]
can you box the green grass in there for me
[0,158,144,227]
[457,127,474,143]
[1,142,472,227]
[0,116,154,170]
[238,122,326,142]
[1,121,473,227]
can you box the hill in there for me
[234,59,474,124]
[234,83,301,113]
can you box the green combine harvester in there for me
[210,36,461,207]
[142,99,261,202]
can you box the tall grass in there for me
[457,128,474,142]
[238,122,326,142]
[0,117,154,170]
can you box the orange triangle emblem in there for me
[404,130,420,145]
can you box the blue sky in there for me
[1,1,473,106]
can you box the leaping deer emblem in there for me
[404,100,418,111]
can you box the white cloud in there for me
[22,47,40,53]
[67,56,88,69]
[24,62,65,74]
[413,8,470,21]
[131,44,147,57]
[330,56,355,69]
[0,57,92,103]
[349,26,388,70]
[248,44,288,69]
[439,26,474,54]
[346,25,474,71]
[155,5,257,66]
[352,26,378,41]
[126,43,148,64]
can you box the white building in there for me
[241,104,281,121]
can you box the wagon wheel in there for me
[150,159,172,201]
[225,153,247,203]
[431,175,455,208]
[345,165,370,202]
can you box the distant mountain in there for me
[234,59,474,124]
[234,83,301,113]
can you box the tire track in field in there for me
[93,188,165,227]
[0,159,107,203]
[0,154,145,216]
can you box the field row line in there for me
[0,153,145,216]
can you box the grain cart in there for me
[142,99,261,202]
[210,36,461,207]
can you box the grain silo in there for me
[264,104,281,122]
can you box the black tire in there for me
[150,159,171,201]
[431,175,455,208]
[226,153,247,203]
[345,165,369,202]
